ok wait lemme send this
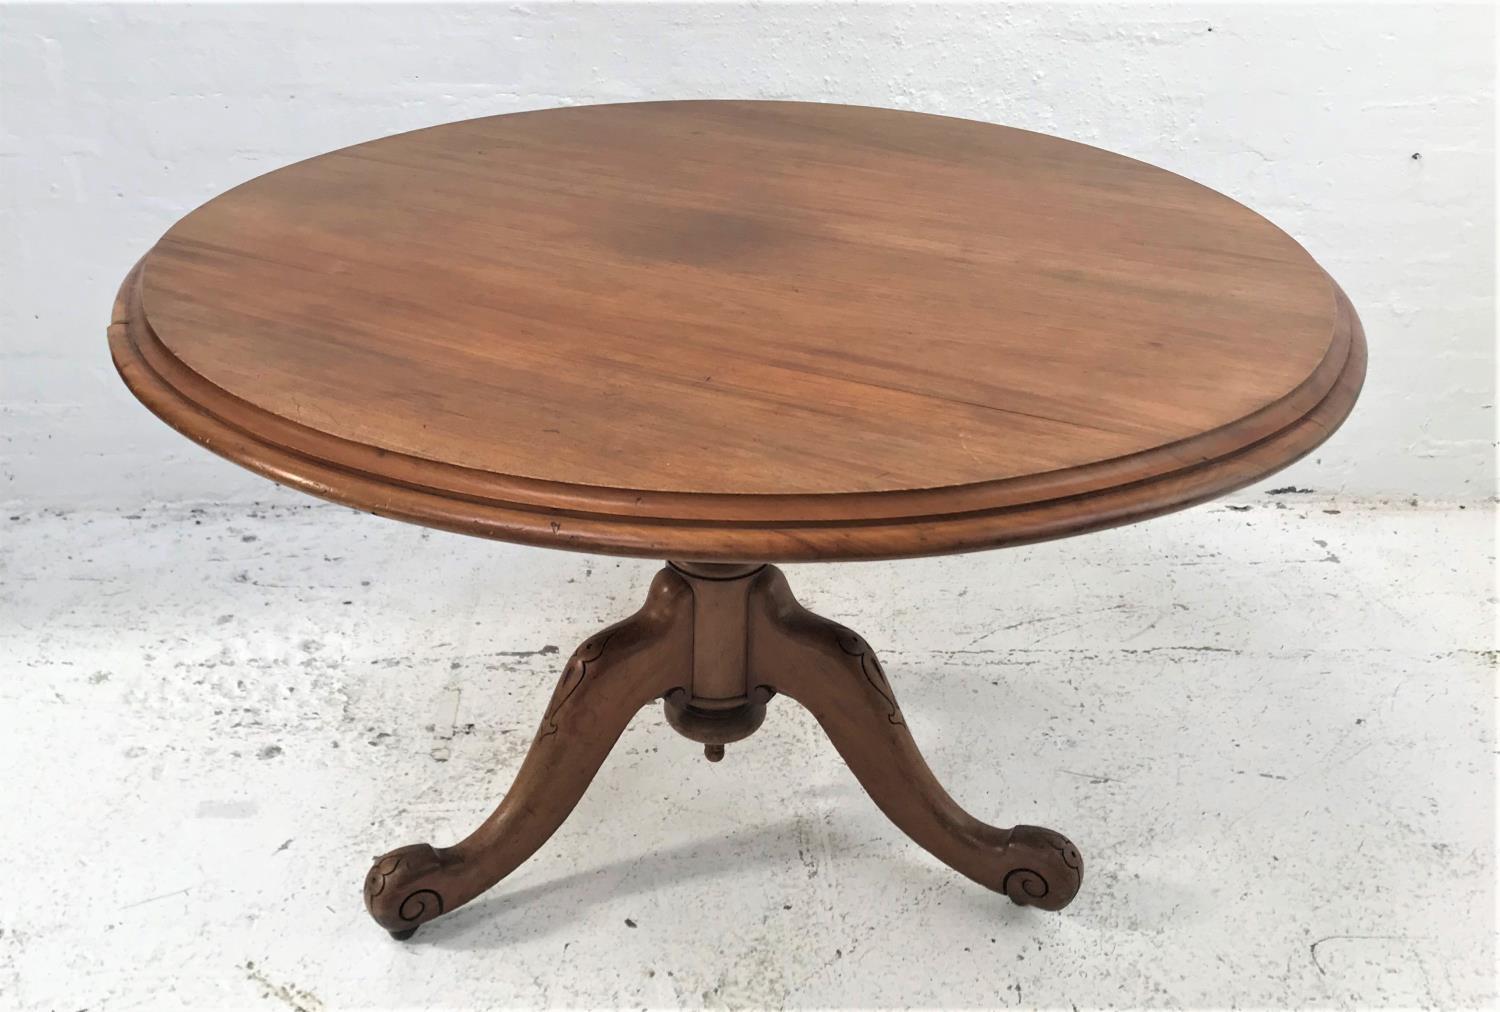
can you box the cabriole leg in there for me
[363,568,694,938]
[747,566,1084,910]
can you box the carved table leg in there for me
[747,567,1084,910]
[363,568,693,938]
[361,560,1079,939]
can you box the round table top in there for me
[110,100,1364,562]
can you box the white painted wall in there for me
[2,3,1493,510]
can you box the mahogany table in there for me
[109,100,1365,939]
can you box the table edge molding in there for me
[110,260,1366,561]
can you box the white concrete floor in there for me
[1,498,1493,1010]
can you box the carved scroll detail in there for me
[1000,826,1084,910]
[540,634,612,737]
[364,853,401,902]
[398,888,445,923]
[364,844,447,931]
[835,629,903,726]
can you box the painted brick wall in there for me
[2,3,1492,509]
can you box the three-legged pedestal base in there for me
[363,563,1083,938]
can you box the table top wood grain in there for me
[109,100,1364,561]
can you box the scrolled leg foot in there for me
[364,843,451,935]
[998,825,1084,911]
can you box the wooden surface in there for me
[365,562,1083,938]
[109,100,1365,561]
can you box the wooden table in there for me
[109,101,1365,939]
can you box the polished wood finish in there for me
[108,101,1364,939]
[109,101,1364,562]
[366,567,694,938]
[365,564,1082,939]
